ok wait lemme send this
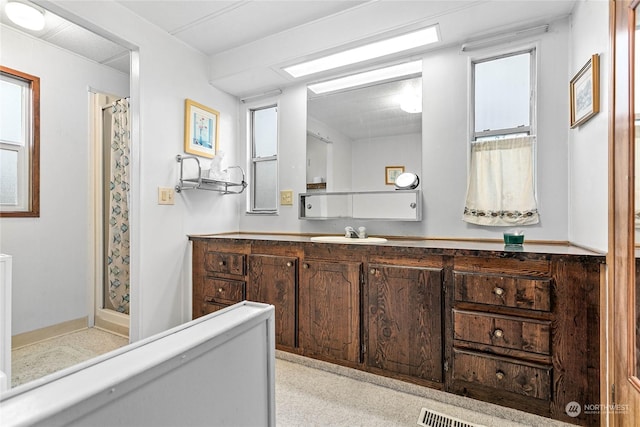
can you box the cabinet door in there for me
[299,259,362,364]
[368,264,443,383]
[247,254,297,348]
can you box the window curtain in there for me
[107,98,130,314]
[463,135,539,226]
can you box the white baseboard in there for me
[12,317,88,349]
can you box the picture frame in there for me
[385,166,405,185]
[184,99,219,158]
[570,54,600,128]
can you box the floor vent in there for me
[417,408,486,427]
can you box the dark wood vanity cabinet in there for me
[448,256,602,426]
[299,259,362,364]
[247,254,297,349]
[367,262,444,385]
[192,240,247,317]
[190,236,603,426]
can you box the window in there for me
[472,49,534,140]
[249,105,278,212]
[463,49,539,226]
[0,66,39,217]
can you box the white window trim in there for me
[247,102,279,214]
[469,45,538,142]
[467,44,539,200]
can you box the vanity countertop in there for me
[189,233,606,259]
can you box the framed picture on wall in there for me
[385,166,405,185]
[569,54,600,128]
[184,99,219,158]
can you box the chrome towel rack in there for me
[175,154,247,194]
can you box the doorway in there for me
[91,91,130,338]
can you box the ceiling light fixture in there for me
[400,93,422,114]
[284,25,438,78]
[5,1,45,31]
[308,61,422,95]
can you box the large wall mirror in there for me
[1,0,132,389]
[306,74,422,193]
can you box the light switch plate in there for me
[158,187,175,205]
[280,190,293,206]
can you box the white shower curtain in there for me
[107,99,130,314]
[463,135,539,226]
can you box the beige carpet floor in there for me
[11,327,129,387]
[9,328,572,426]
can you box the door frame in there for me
[609,1,640,424]
[89,90,130,338]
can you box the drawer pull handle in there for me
[286,261,292,267]
[493,329,504,338]
[495,371,505,380]
[219,261,226,266]
[493,287,505,296]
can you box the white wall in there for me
[2,1,241,340]
[568,0,609,253]
[351,133,421,192]
[0,25,129,335]
[241,18,588,241]
[239,86,307,234]
[307,116,352,191]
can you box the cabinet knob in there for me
[493,287,505,296]
[218,288,223,293]
[370,268,377,275]
[493,329,504,338]
[219,261,225,266]
[495,371,505,380]
[303,263,309,269]
[286,261,292,267]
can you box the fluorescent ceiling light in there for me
[308,61,422,94]
[5,1,45,31]
[284,26,438,78]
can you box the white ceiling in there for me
[2,0,577,139]
[3,0,576,98]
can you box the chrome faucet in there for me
[345,226,367,239]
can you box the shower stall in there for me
[92,92,130,337]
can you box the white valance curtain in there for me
[463,135,539,226]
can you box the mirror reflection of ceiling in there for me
[2,1,576,97]
[307,77,422,141]
[0,0,130,74]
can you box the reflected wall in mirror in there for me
[306,75,422,192]
[1,0,132,389]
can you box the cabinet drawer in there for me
[452,349,551,400]
[203,278,245,305]
[453,310,551,355]
[204,252,245,275]
[454,272,551,312]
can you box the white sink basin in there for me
[310,236,388,244]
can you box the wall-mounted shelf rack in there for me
[175,154,247,194]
